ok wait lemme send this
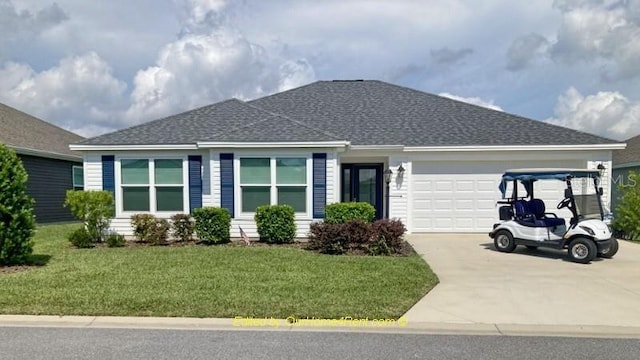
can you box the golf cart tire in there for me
[567,237,597,264]
[598,238,619,258]
[494,230,516,253]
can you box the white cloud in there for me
[546,87,640,140]
[438,92,504,112]
[125,0,315,123]
[550,0,640,80]
[0,0,68,43]
[0,52,127,136]
[506,33,549,70]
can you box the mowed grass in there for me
[0,224,438,319]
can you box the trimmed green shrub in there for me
[68,227,94,248]
[325,202,376,224]
[131,214,156,242]
[171,213,194,242]
[105,232,126,248]
[0,144,35,264]
[255,205,297,243]
[193,207,231,244]
[65,190,114,242]
[370,219,407,255]
[613,171,640,240]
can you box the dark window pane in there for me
[156,186,184,212]
[242,186,270,212]
[277,186,306,212]
[123,187,150,211]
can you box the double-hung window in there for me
[239,157,308,214]
[72,165,84,190]
[120,158,185,213]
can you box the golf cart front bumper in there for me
[595,237,613,253]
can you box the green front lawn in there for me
[0,224,438,319]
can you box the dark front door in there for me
[341,164,383,219]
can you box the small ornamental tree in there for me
[65,190,114,242]
[613,171,640,240]
[0,144,35,264]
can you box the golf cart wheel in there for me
[526,245,538,250]
[567,238,597,264]
[598,238,619,259]
[494,230,516,253]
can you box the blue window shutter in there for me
[188,155,202,213]
[220,153,234,218]
[102,155,115,194]
[312,153,327,218]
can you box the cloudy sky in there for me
[1,0,639,140]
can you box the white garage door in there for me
[410,160,583,232]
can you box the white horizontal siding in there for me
[389,156,409,225]
[231,218,314,239]
[84,154,102,190]
[109,217,313,239]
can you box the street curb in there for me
[1,315,639,339]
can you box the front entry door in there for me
[341,164,383,219]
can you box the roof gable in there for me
[613,134,640,166]
[0,103,84,158]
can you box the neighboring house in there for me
[0,103,84,223]
[70,80,624,236]
[611,134,640,213]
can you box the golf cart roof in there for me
[501,168,600,181]
[499,168,601,198]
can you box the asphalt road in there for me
[1,327,639,360]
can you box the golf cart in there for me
[488,168,618,264]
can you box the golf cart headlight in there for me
[579,226,595,236]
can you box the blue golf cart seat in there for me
[514,199,565,227]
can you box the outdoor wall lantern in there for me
[597,163,606,177]
[397,164,405,178]
[383,169,393,218]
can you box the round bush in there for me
[193,207,231,244]
[255,205,296,243]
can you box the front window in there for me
[120,158,184,213]
[240,157,307,213]
[72,165,84,190]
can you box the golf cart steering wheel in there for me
[557,198,571,209]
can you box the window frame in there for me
[235,154,312,219]
[72,165,84,190]
[115,155,189,217]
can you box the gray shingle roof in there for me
[613,134,640,166]
[0,103,84,158]
[80,80,618,147]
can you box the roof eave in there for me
[69,144,199,151]
[403,144,626,152]
[196,141,350,149]
[10,145,81,162]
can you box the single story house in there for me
[0,103,84,223]
[70,80,624,236]
[612,134,640,212]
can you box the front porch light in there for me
[397,165,405,178]
[384,169,393,184]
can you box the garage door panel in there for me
[455,199,474,209]
[410,160,583,232]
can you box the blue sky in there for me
[1,0,639,140]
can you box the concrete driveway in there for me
[405,234,640,327]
